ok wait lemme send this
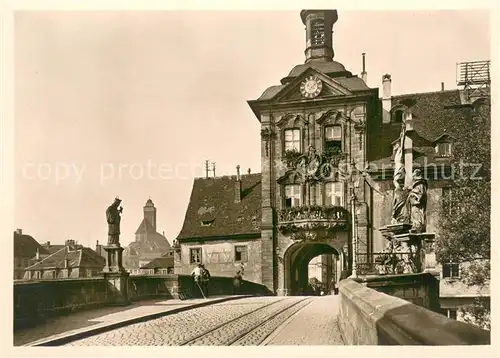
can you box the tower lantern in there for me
[300,10,338,64]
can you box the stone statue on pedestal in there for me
[391,125,410,225]
[106,197,123,246]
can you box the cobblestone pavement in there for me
[263,295,345,345]
[64,296,344,346]
[15,296,235,346]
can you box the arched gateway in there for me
[283,241,342,296]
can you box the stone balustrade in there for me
[14,274,271,330]
[338,278,490,345]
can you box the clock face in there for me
[300,76,323,99]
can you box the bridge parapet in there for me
[14,275,270,331]
[338,278,490,345]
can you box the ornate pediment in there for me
[272,69,353,103]
[275,113,307,128]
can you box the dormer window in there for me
[324,125,342,153]
[200,219,215,227]
[284,128,301,152]
[435,142,452,157]
[393,110,404,123]
[311,19,325,45]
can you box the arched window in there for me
[311,19,325,45]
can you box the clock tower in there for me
[301,10,338,64]
[248,9,377,296]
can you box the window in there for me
[35,271,41,279]
[86,269,93,277]
[235,246,248,263]
[447,309,457,320]
[284,129,301,152]
[435,142,452,157]
[311,19,325,45]
[325,182,344,206]
[190,248,202,264]
[285,184,302,208]
[442,262,459,279]
[324,125,342,153]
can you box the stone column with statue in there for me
[378,119,437,276]
[101,196,130,305]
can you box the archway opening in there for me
[284,242,340,296]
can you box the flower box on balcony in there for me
[277,205,349,235]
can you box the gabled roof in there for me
[135,218,155,234]
[14,232,48,258]
[176,173,262,241]
[43,244,65,255]
[248,64,373,119]
[25,246,105,270]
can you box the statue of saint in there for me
[408,169,428,233]
[391,125,410,225]
[106,197,123,246]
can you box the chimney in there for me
[361,53,367,84]
[441,82,445,91]
[15,228,22,235]
[45,241,50,247]
[382,74,392,124]
[95,240,102,256]
[247,168,251,175]
[235,165,242,203]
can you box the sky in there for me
[14,10,490,249]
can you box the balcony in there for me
[277,205,349,240]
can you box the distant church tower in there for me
[143,198,157,230]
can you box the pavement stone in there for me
[67,297,286,346]
[262,295,345,345]
[15,295,241,346]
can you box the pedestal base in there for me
[102,271,131,306]
[101,244,127,274]
[378,225,437,275]
[100,244,131,306]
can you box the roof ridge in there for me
[391,89,460,98]
[25,246,67,270]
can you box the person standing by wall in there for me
[233,270,243,295]
[201,264,211,298]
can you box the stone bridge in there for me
[13,274,490,346]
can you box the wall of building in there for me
[175,238,262,283]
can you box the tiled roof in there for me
[14,232,48,258]
[176,173,262,241]
[135,218,155,234]
[368,90,471,165]
[140,253,174,269]
[43,244,65,255]
[25,246,105,270]
[127,232,171,254]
